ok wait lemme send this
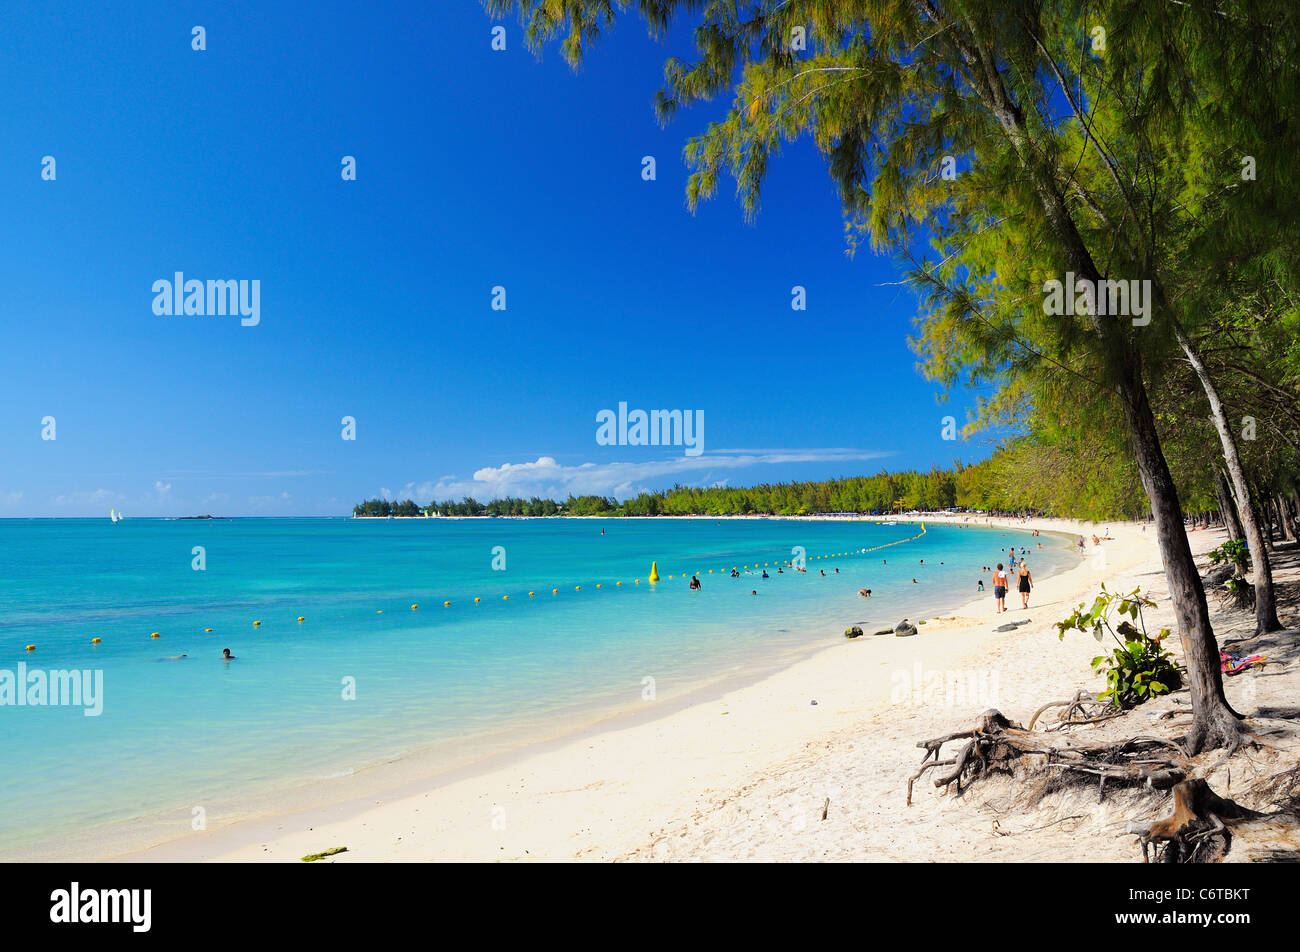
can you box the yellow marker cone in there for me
[649,561,660,583]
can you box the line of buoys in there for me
[333,525,929,620]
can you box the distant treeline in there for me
[351,440,1171,521]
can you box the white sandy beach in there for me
[109,513,1231,863]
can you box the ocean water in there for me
[0,516,1066,854]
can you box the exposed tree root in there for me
[1127,779,1270,863]
[1026,690,1124,731]
[906,708,1187,807]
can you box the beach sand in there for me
[115,514,1239,863]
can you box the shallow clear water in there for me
[0,516,1064,852]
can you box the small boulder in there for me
[894,618,918,637]
[844,626,864,639]
[1201,564,1235,587]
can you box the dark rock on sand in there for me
[844,626,864,639]
[894,619,918,637]
[1201,564,1235,587]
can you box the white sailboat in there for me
[110,508,121,523]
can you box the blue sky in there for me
[0,1,997,516]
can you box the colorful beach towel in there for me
[1219,649,1268,675]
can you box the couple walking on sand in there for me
[991,561,1032,613]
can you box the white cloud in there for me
[51,488,124,507]
[395,448,893,502]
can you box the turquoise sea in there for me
[0,516,1067,855]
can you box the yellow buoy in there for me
[150,632,160,638]
[575,585,581,591]
[503,595,509,600]
[528,592,535,597]
[444,600,451,606]
[596,583,601,588]
[552,588,558,594]
[25,644,36,651]
[474,597,481,603]
[297,617,305,622]
[411,604,418,610]
[204,628,213,632]
[649,561,660,583]
[615,581,621,586]
[254,620,262,626]
[91,637,101,644]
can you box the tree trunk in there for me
[1174,326,1283,634]
[1279,493,1296,542]
[954,23,1243,752]
[1215,468,1244,542]
[1120,377,1242,753]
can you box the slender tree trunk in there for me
[1119,376,1241,752]
[1173,327,1283,633]
[1215,468,1244,542]
[1279,493,1296,542]
[952,22,1243,753]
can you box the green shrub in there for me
[1208,539,1249,570]
[1056,586,1182,709]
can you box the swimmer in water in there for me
[222,648,236,660]
[751,590,757,596]
[911,578,918,584]
[164,654,188,660]
[689,576,701,590]
[858,588,872,597]
[820,570,826,577]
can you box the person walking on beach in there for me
[992,563,1009,613]
[1017,562,1033,608]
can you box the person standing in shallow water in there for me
[1017,562,1033,608]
